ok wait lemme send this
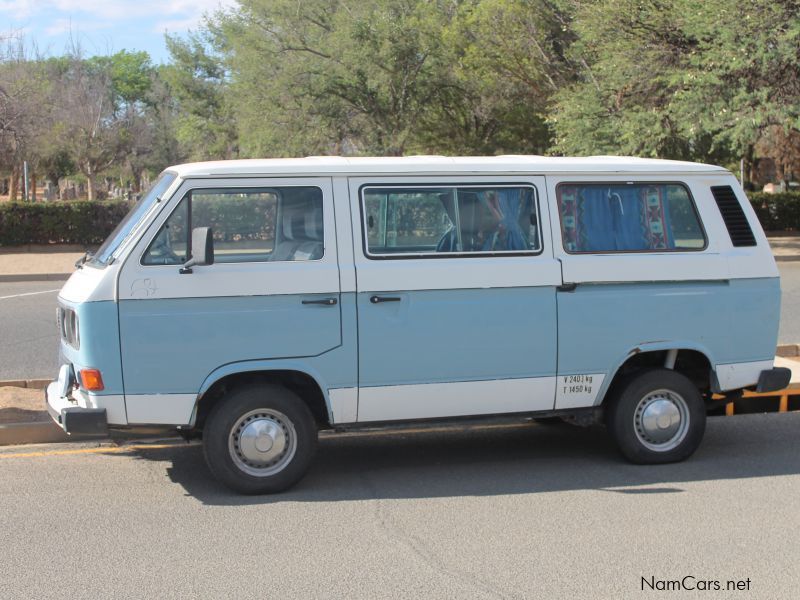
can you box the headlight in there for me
[59,307,80,349]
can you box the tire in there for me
[203,384,318,494]
[606,369,706,464]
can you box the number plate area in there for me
[555,374,605,409]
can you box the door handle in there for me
[370,295,401,304]
[302,297,337,306]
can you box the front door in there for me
[349,176,561,422]
[117,177,341,424]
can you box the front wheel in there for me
[203,384,318,494]
[606,369,706,464]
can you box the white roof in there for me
[167,155,728,178]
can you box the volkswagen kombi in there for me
[46,156,789,493]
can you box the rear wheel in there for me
[203,384,318,494]
[606,369,706,464]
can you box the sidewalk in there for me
[767,236,800,262]
[1,236,799,282]
[0,246,85,282]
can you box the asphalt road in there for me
[777,263,800,344]
[1,414,799,599]
[0,280,62,380]
[2,264,800,380]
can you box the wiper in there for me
[75,250,94,268]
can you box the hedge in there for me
[0,201,133,246]
[748,192,800,232]
[1,191,799,247]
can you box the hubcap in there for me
[228,409,297,477]
[633,389,690,452]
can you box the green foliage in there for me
[213,0,443,156]
[551,0,800,164]
[0,201,133,246]
[4,0,800,199]
[89,50,154,106]
[749,192,800,231]
[209,0,571,156]
[38,147,75,186]
[162,33,238,160]
[423,0,574,154]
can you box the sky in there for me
[1,0,237,63]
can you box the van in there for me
[46,156,789,493]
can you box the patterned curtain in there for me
[558,184,673,252]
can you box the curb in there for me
[0,379,50,389]
[0,380,69,446]
[0,421,76,446]
[775,256,800,262]
[0,273,71,283]
[777,344,800,358]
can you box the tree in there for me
[38,147,75,192]
[210,0,461,156]
[678,0,800,179]
[0,39,52,199]
[139,68,184,179]
[195,0,582,157]
[163,33,238,160]
[425,0,578,154]
[550,0,708,159]
[48,50,164,199]
[57,53,131,200]
[756,126,800,185]
[550,0,800,174]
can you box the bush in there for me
[0,201,133,246]
[748,192,800,232]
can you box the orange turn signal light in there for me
[79,369,104,392]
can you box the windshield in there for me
[90,171,178,266]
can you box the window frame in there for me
[139,184,325,266]
[555,180,708,255]
[359,182,544,260]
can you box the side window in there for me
[362,186,540,257]
[142,186,323,265]
[143,195,189,265]
[557,183,705,253]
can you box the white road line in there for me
[0,289,60,300]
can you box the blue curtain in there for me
[611,186,648,251]
[574,185,674,251]
[574,187,617,251]
[482,189,531,251]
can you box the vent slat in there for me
[710,185,757,247]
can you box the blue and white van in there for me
[46,156,789,493]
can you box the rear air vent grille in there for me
[710,185,757,247]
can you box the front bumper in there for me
[45,381,108,436]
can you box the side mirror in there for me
[180,227,214,274]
